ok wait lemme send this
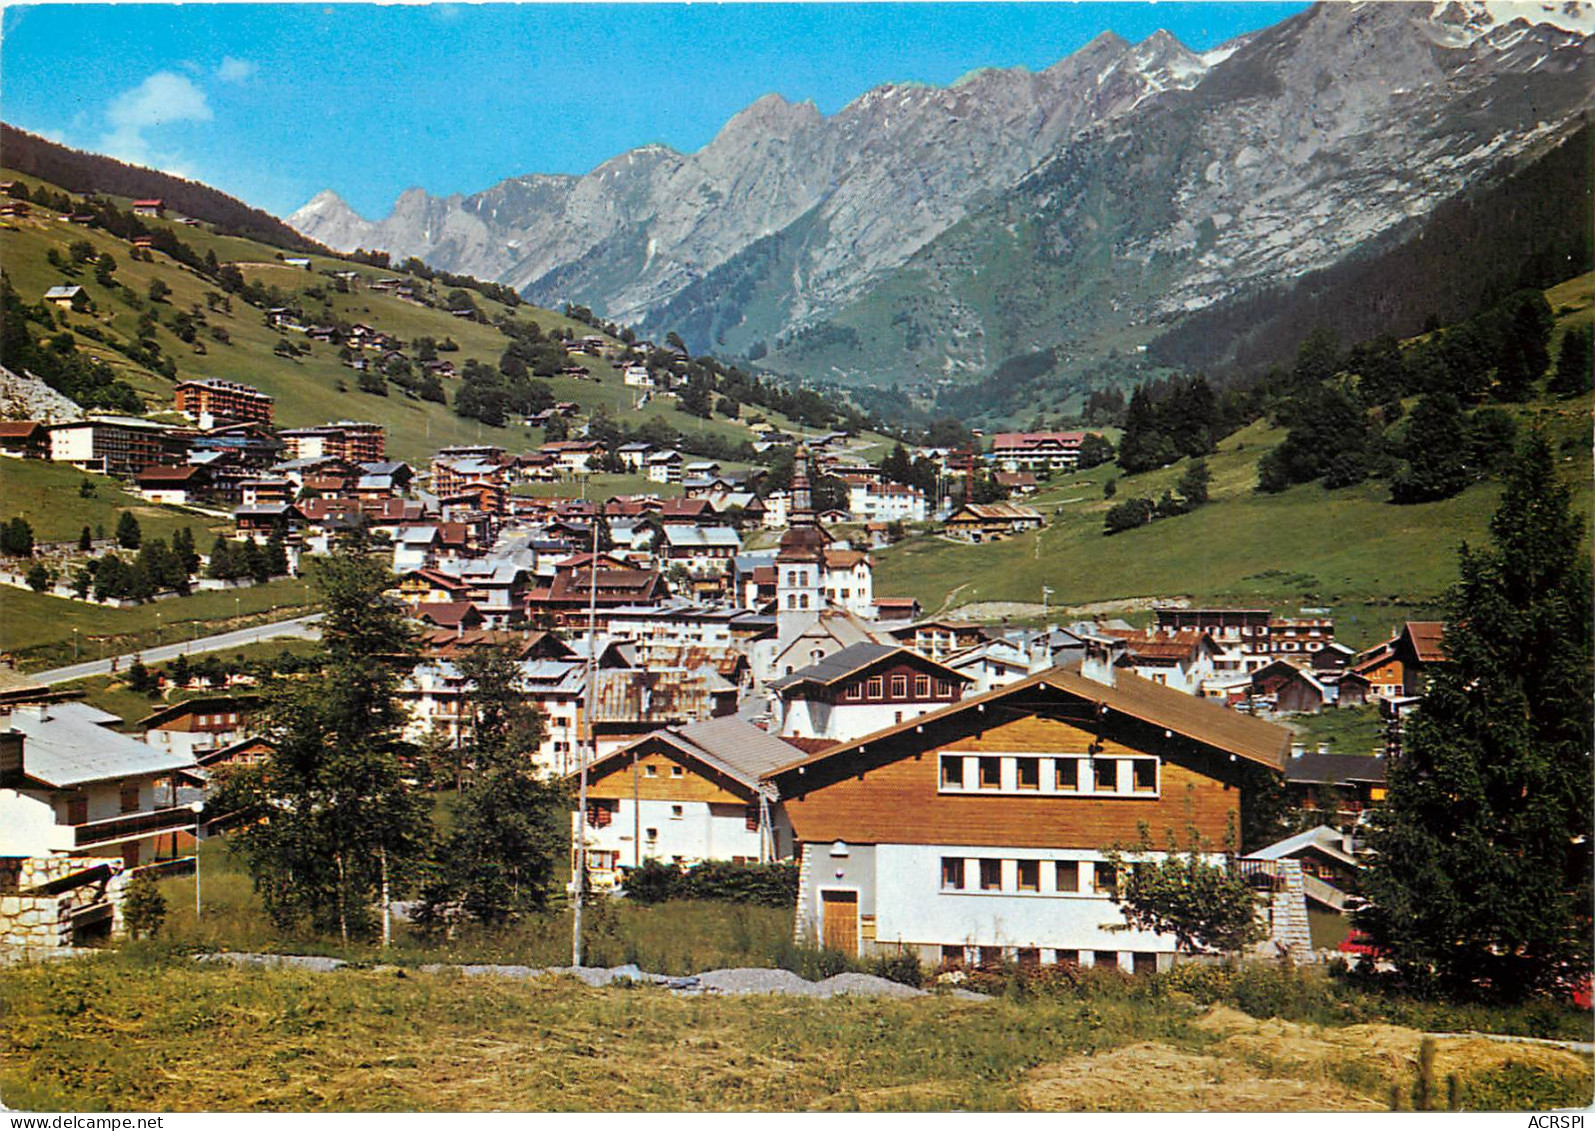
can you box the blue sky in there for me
[1,3,1308,220]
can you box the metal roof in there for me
[5,704,195,788]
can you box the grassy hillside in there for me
[0,169,831,463]
[0,457,226,545]
[875,374,1592,649]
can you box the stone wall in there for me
[0,855,127,949]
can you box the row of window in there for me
[939,753,1157,796]
[941,856,1119,896]
[585,799,762,832]
[845,674,954,701]
[941,946,1157,975]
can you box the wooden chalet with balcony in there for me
[764,660,1290,969]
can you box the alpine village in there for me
[0,0,1592,1115]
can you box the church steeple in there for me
[790,444,814,520]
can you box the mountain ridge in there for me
[286,1,1595,395]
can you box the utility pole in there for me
[573,511,600,968]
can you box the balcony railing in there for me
[73,805,198,848]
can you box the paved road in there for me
[28,615,323,686]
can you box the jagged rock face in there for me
[288,26,1213,328]
[288,1,1594,382]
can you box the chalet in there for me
[1,702,196,946]
[658,526,742,586]
[130,199,165,217]
[944,502,1044,543]
[137,695,261,759]
[44,285,84,308]
[232,503,305,539]
[623,364,655,389]
[990,431,1084,473]
[1282,750,1389,822]
[0,421,49,460]
[994,472,1039,496]
[413,602,487,632]
[887,619,988,663]
[542,440,605,475]
[872,597,922,623]
[616,442,653,471]
[586,666,740,758]
[1345,640,1408,703]
[1104,630,1222,696]
[821,546,874,619]
[645,449,683,484]
[283,258,311,269]
[528,566,670,629]
[1245,826,1365,913]
[392,568,474,609]
[846,480,927,524]
[0,200,31,219]
[765,662,1291,967]
[134,463,209,505]
[1249,659,1332,715]
[569,716,804,889]
[769,643,969,744]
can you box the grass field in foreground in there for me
[2,947,1589,1112]
[0,576,315,670]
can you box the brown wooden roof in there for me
[766,664,1290,779]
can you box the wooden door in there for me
[821,890,858,955]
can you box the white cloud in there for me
[217,57,257,83]
[98,71,212,168]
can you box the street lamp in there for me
[190,800,204,919]
[72,627,79,662]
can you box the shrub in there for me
[870,949,923,988]
[122,869,167,940]
[618,858,798,907]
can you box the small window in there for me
[670,805,683,820]
[940,756,964,789]
[890,675,907,698]
[1094,758,1118,792]
[1055,949,1080,968]
[941,944,965,968]
[644,764,658,777]
[978,757,1001,790]
[1093,951,1120,971]
[670,765,684,778]
[1093,863,1117,895]
[1056,862,1080,893]
[1056,759,1079,790]
[941,857,964,890]
[914,675,930,697]
[645,827,658,842]
[1016,758,1039,791]
[844,682,863,701]
[979,858,1002,891]
[978,946,1003,967]
[1017,860,1039,892]
[935,679,952,696]
[1016,947,1040,969]
[1133,760,1157,793]
[866,676,883,699]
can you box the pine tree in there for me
[1358,433,1593,999]
[78,525,93,552]
[116,511,141,549]
[1549,326,1592,397]
[419,644,564,926]
[214,546,432,941]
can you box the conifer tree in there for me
[115,511,141,549]
[217,547,431,942]
[418,644,565,926]
[1358,433,1593,999]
